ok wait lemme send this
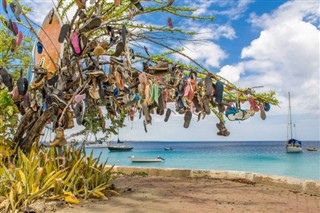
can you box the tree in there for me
[1,0,277,152]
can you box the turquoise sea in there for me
[85,141,320,180]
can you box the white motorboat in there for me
[130,156,165,163]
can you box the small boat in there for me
[307,147,317,151]
[108,145,133,152]
[130,156,165,163]
[286,92,302,153]
[164,147,173,151]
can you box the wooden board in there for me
[34,9,64,79]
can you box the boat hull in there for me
[131,158,163,163]
[108,146,133,152]
[286,147,303,153]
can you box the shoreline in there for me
[111,166,320,196]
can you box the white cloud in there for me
[217,64,244,83]
[236,0,320,115]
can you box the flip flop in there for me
[167,17,173,29]
[17,71,28,96]
[187,79,197,101]
[192,94,203,113]
[10,1,21,22]
[248,96,259,112]
[215,81,224,104]
[0,68,13,90]
[16,30,23,46]
[121,24,127,43]
[178,78,186,96]
[202,96,211,115]
[183,110,192,128]
[164,108,171,122]
[11,86,22,103]
[264,102,271,112]
[11,20,18,35]
[37,41,43,54]
[75,100,86,125]
[11,38,16,52]
[58,24,70,43]
[113,41,124,57]
[70,32,81,56]
[204,76,213,96]
[79,17,101,33]
[259,102,266,120]
[2,0,7,13]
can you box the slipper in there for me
[143,120,148,133]
[178,78,186,96]
[167,17,173,29]
[264,102,271,112]
[202,96,211,115]
[10,1,21,22]
[142,102,151,123]
[75,100,86,125]
[16,30,23,46]
[204,76,213,96]
[187,79,197,101]
[0,68,13,90]
[93,43,105,56]
[2,0,7,13]
[79,17,101,33]
[225,106,246,121]
[11,20,18,35]
[11,86,22,103]
[248,96,259,112]
[11,38,16,52]
[17,71,28,96]
[215,81,224,104]
[259,102,266,120]
[70,32,82,56]
[22,92,30,109]
[158,88,164,111]
[183,78,191,97]
[37,41,43,54]
[130,0,144,11]
[121,24,127,43]
[58,24,71,43]
[183,110,192,128]
[192,94,203,113]
[113,41,124,57]
[149,83,159,104]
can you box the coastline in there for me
[50,167,320,213]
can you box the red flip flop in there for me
[16,30,23,46]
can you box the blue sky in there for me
[2,0,319,142]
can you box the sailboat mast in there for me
[288,92,293,139]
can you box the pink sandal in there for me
[70,32,81,56]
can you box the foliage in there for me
[0,144,116,212]
[0,90,19,150]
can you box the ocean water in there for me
[84,141,320,180]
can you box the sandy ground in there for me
[52,176,320,213]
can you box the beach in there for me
[51,168,320,213]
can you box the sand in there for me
[53,175,320,213]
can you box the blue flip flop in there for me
[37,41,43,54]
[215,81,224,104]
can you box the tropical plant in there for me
[0,144,116,212]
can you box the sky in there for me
[2,0,319,142]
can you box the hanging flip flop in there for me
[17,70,28,96]
[70,32,82,56]
[167,17,173,29]
[215,81,224,104]
[79,17,101,33]
[16,30,23,46]
[58,24,71,43]
[11,20,18,35]
[113,41,124,57]
[204,76,213,97]
[2,0,8,13]
[183,110,192,128]
[10,38,16,53]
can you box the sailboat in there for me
[286,92,302,153]
[107,129,133,152]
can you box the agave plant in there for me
[0,144,116,212]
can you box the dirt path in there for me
[53,176,320,213]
